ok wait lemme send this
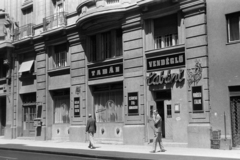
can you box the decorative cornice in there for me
[14,46,35,54]
[34,42,45,52]
[0,42,14,49]
[67,32,82,45]
[180,0,206,15]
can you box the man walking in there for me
[86,114,97,149]
[150,109,166,153]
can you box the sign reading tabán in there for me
[89,63,123,79]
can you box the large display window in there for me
[93,83,123,123]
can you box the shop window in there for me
[93,83,123,122]
[227,12,240,42]
[145,13,183,51]
[0,58,7,78]
[53,90,70,124]
[88,28,123,62]
[52,43,68,69]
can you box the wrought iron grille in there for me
[154,33,178,49]
[230,96,240,147]
[43,12,67,32]
[14,23,34,41]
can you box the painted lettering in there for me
[109,67,114,73]
[102,69,108,74]
[146,69,185,86]
[91,71,95,76]
[166,58,169,65]
[97,70,101,75]
[115,66,120,72]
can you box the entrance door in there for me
[147,101,156,143]
[23,106,36,137]
[0,97,6,136]
[230,96,240,147]
[164,100,172,140]
[156,101,165,138]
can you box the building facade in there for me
[0,0,239,149]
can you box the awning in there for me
[18,60,34,73]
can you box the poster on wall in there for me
[192,86,203,111]
[128,92,139,115]
[74,97,80,117]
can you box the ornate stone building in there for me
[0,0,239,149]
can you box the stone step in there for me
[16,137,35,140]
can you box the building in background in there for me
[0,0,239,149]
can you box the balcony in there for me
[14,23,34,41]
[43,12,67,32]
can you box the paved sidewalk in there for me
[0,138,239,160]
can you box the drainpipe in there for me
[224,112,226,140]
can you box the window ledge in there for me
[0,78,6,82]
[226,40,240,45]
[21,0,33,10]
[48,66,70,75]
[145,44,185,57]
[193,111,204,114]
[88,56,123,67]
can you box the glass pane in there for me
[94,90,123,123]
[229,14,240,41]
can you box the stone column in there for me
[181,0,211,148]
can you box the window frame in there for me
[88,28,123,62]
[144,11,184,51]
[22,6,33,26]
[227,12,240,43]
[50,43,69,69]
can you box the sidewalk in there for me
[0,138,239,160]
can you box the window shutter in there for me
[145,19,154,51]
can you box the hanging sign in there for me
[147,69,185,86]
[74,97,80,117]
[147,53,185,71]
[192,86,203,111]
[89,63,123,79]
[128,92,139,115]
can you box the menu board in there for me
[192,86,203,111]
[128,92,139,115]
[74,97,80,117]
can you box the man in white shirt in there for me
[150,109,166,153]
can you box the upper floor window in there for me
[145,12,184,51]
[22,7,33,25]
[154,14,178,49]
[227,12,240,42]
[88,28,123,62]
[51,43,68,69]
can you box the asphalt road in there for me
[0,148,238,160]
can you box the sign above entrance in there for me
[89,63,123,79]
[147,53,185,71]
[147,69,185,86]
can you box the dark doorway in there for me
[156,101,165,138]
[23,105,36,137]
[0,97,6,136]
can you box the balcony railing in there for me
[106,0,120,4]
[43,12,67,32]
[154,33,178,49]
[14,23,34,41]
